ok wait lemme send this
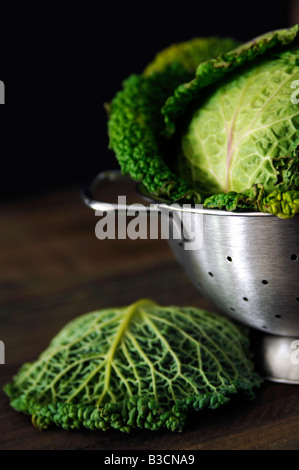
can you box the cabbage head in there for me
[108,26,299,218]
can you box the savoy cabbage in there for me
[4,300,261,432]
[108,25,299,218]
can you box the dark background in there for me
[1,0,298,201]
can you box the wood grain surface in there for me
[0,183,298,450]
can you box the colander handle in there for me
[81,170,154,214]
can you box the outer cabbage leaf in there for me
[144,37,240,77]
[4,299,261,433]
[163,25,299,136]
[180,47,299,194]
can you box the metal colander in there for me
[82,170,299,383]
[167,208,299,337]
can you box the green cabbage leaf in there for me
[4,300,261,433]
[177,46,299,217]
[163,26,299,136]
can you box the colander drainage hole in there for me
[243,297,248,302]
[262,280,268,285]
[291,254,298,261]
[230,307,235,312]
[208,272,214,277]
[227,256,232,262]
[275,315,282,318]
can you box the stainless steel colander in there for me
[166,206,299,337]
[82,170,299,383]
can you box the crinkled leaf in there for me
[163,25,299,137]
[204,185,299,219]
[144,37,240,77]
[259,188,299,218]
[4,300,261,433]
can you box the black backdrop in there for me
[0,0,296,200]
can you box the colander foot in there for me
[252,332,299,384]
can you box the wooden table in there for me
[0,183,298,450]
